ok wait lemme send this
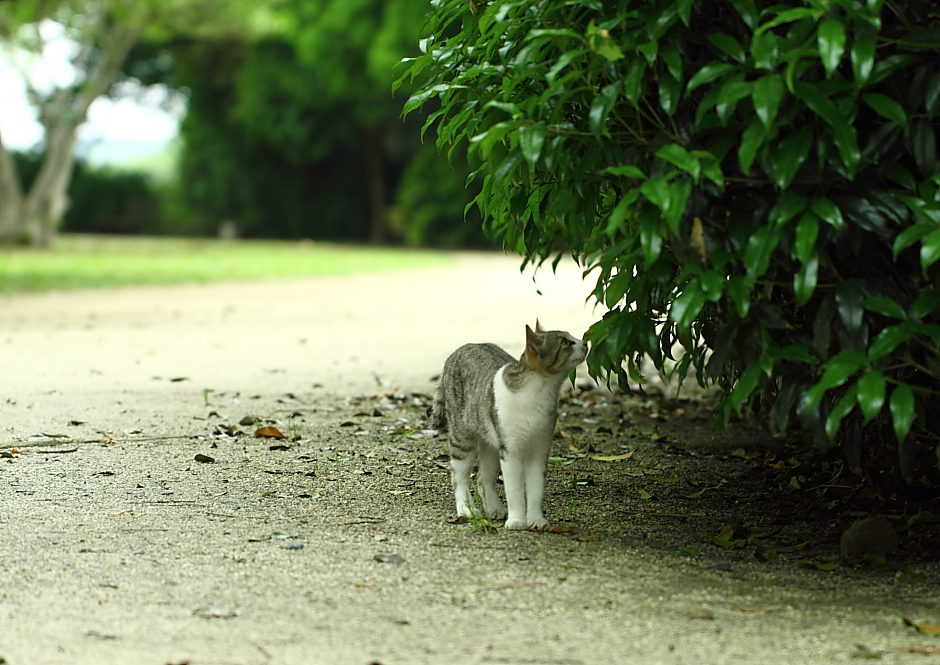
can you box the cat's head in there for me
[523,320,587,375]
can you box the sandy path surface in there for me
[1,253,597,441]
[0,252,937,665]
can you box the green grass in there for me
[0,234,453,294]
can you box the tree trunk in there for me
[363,125,388,244]
[14,22,140,246]
[0,128,23,243]
[20,121,78,246]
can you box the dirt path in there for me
[0,252,937,665]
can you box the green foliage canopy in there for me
[402,0,940,480]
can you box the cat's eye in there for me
[563,339,574,346]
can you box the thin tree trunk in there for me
[21,121,78,246]
[363,125,388,244]
[0,127,23,242]
[18,23,140,246]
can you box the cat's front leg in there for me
[523,452,549,531]
[499,455,528,530]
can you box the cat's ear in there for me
[535,319,545,333]
[525,324,542,366]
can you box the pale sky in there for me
[0,21,184,162]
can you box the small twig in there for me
[2,434,199,450]
[34,447,79,454]
[340,519,387,526]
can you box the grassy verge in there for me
[0,234,454,294]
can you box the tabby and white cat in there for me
[429,322,586,530]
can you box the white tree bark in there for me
[0,8,140,246]
[0,128,23,242]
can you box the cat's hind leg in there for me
[476,444,507,520]
[449,439,477,519]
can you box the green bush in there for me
[14,152,162,235]
[392,142,491,248]
[401,0,940,481]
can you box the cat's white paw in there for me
[527,518,549,531]
[487,505,508,520]
[456,503,474,518]
[504,518,528,530]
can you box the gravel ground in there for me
[0,252,938,665]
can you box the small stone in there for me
[841,515,898,557]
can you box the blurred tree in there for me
[0,0,267,246]
[275,0,433,243]
[155,0,460,243]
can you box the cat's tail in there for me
[427,387,446,431]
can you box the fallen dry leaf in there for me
[589,449,636,462]
[194,454,215,463]
[254,426,286,439]
[547,526,579,535]
[903,618,940,635]
[374,553,406,565]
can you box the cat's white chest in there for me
[492,365,558,447]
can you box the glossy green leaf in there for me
[699,270,724,301]
[637,39,659,65]
[926,71,940,118]
[893,223,933,259]
[670,280,706,330]
[518,123,547,168]
[851,35,877,86]
[623,58,647,106]
[863,93,908,128]
[727,275,751,317]
[835,282,865,337]
[913,288,940,320]
[863,296,907,320]
[793,211,820,264]
[728,0,759,30]
[743,224,781,284]
[773,125,813,189]
[603,165,647,179]
[818,19,847,79]
[707,32,746,63]
[717,78,753,125]
[770,191,809,226]
[793,254,819,306]
[730,361,764,413]
[921,228,940,272]
[793,82,860,174]
[856,371,886,424]
[639,206,663,267]
[738,115,765,175]
[662,49,683,82]
[750,31,779,70]
[656,144,701,181]
[664,177,692,233]
[868,321,917,360]
[825,384,857,440]
[811,197,845,232]
[752,74,785,129]
[804,350,867,409]
[678,0,694,26]
[589,83,620,137]
[775,344,818,364]
[756,7,818,35]
[659,74,682,115]
[889,383,915,442]
[640,176,671,213]
[685,62,740,94]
